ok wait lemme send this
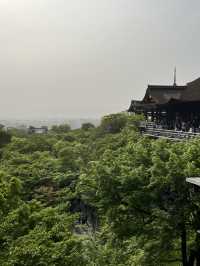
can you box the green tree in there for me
[0,129,11,148]
[99,113,128,134]
[81,123,95,130]
[51,124,71,133]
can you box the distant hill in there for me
[0,118,100,130]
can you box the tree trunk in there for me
[195,232,200,266]
[196,236,200,266]
[188,250,195,266]
[196,255,200,266]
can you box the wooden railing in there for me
[140,122,200,141]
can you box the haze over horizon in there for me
[1,0,200,118]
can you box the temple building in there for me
[128,73,200,132]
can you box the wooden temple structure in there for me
[128,75,200,134]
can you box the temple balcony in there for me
[140,122,200,141]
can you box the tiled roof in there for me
[128,77,200,112]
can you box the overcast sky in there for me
[0,0,200,118]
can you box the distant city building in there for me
[6,126,16,131]
[28,126,48,134]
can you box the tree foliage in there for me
[51,124,71,133]
[0,113,200,265]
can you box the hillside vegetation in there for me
[1,113,200,266]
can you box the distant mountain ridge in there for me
[0,118,100,130]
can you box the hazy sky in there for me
[0,0,200,118]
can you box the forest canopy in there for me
[0,113,200,266]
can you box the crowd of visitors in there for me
[147,115,200,133]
